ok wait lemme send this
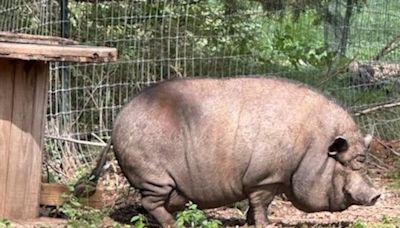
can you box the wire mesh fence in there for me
[1,0,400,183]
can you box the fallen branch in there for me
[45,135,107,147]
[368,153,390,170]
[375,138,400,157]
[375,33,400,61]
[353,100,400,116]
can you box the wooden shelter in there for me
[0,32,117,220]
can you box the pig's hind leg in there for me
[165,189,188,212]
[115,147,179,226]
[140,181,188,227]
[120,161,178,227]
[140,180,178,227]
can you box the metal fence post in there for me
[60,0,70,136]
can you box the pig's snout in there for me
[355,188,381,206]
[366,192,381,206]
[346,183,381,207]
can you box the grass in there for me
[352,215,400,228]
[0,218,11,228]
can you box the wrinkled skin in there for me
[111,77,380,227]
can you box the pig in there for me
[76,77,380,227]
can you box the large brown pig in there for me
[78,77,380,227]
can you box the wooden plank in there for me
[40,183,69,206]
[3,60,38,218]
[24,61,48,217]
[0,60,47,219]
[40,183,106,209]
[10,217,67,228]
[0,42,117,63]
[0,32,79,45]
[0,59,14,217]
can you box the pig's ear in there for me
[328,136,349,156]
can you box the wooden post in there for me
[0,59,48,219]
[0,32,117,220]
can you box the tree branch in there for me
[375,33,400,61]
[374,138,400,157]
[353,100,400,116]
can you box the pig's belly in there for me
[172,171,247,209]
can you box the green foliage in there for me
[176,202,222,228]
[67,167,92,190]
[272,22,337,69]
[352,220,367,228]
[0,218,11,228]
[130,214,147,228]
[351,216,400,228]
[252,0,366,14]
[61,195,105,228]
[60,190,132,228]
[125,203,224,228]
[381,215,400,226]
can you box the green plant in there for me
[176,202,222,228]
[61,194,105,228]
[351,220,367,228]
[131,214,147,228]
[351,216,400,228]
[381,215,400,226]
[0,218,11,228]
